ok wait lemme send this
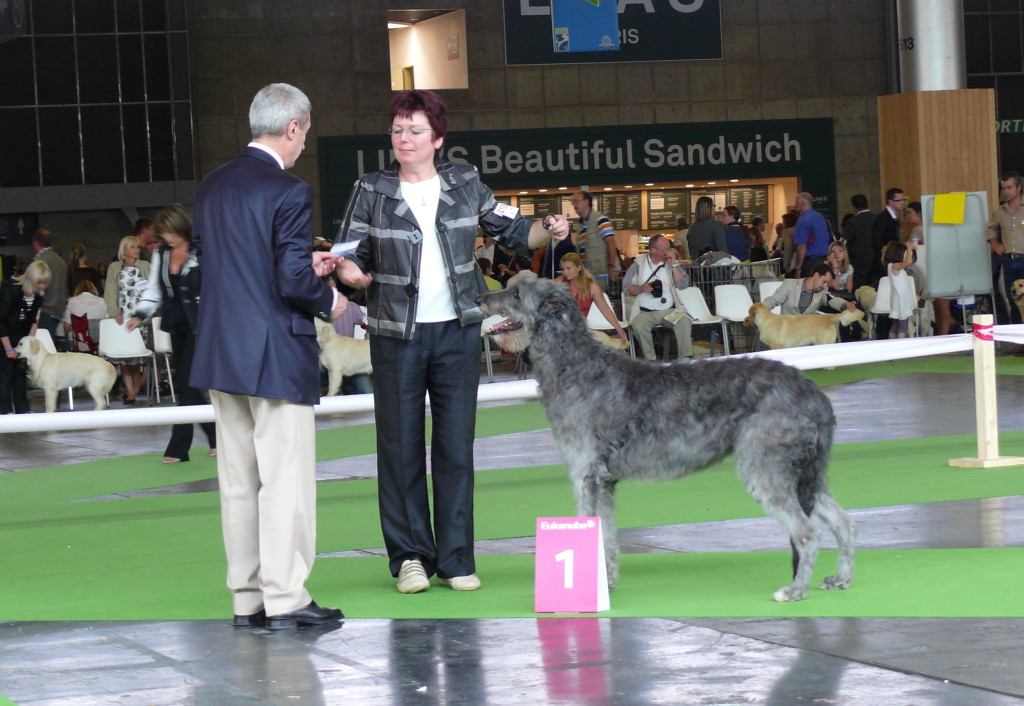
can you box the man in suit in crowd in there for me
[134,217,159,261]
[192,83,361,630]
[871,187,905,286]
[760,262,858,315]
[843,194,875,291]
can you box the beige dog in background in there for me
[15,337,116,412]
[1011,279,1024,322]
[746,303,865,349]
[314,318,372,397]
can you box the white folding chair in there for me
[151,317,176,404]
[677,287,730,356]
[758,280,783,314]
[98,318,158,404]
[586,292,635,358]
[714,284,755,322]
[867,276,891,339]
[32,328,75,410]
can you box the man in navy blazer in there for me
[192,83,357,630]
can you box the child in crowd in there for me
[883,240,917,338]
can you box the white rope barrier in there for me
[0,379,542,435]
[4,324,1024,468]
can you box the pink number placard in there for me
[534,517,610,613]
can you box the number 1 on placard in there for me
[554,548,574,589]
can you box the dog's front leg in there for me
[595,479,619,590]
[43,385,58,414]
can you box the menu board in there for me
[646,189,689,230]
[690,189,728,214]
[517,195,560,218]
[729,186,769,223]
[599,191,641,231]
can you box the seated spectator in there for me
[554,253,627,345]
[748,217,769,261]
[63,281,108,341]
[826,242,854,293]
[721,206,749,261]
[622,234,693,361]
[760,262,858,315]
[477,258,502,291]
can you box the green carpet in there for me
[3,372,1024,622]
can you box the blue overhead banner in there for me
[505,0,722,65]
[551,0,620,54]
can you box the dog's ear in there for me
[30,339,40,354]
[537,287,574,322]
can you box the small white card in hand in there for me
[330,240,359,256]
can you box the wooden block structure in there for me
[877,89,998,224]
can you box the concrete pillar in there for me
[896,0,967,92]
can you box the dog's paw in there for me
[772,585,808,602]
[819,575,852,591]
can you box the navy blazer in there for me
[190,147,334,405]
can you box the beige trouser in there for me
[210,390,316,616]
[631,309,694,360]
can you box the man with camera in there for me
[622,234,694,361]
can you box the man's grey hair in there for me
[249,83,311,139]
[795,192,813,208]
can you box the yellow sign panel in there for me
[933,192,967,225]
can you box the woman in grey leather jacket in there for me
[335,89,569,595]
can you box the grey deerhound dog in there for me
[478,274,855,602]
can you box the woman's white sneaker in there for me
[437,574,481,591]
[397,559,430,594]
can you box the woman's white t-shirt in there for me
[400,176,457,323]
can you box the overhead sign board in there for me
[551,0,620,54]
[319,118,837,236]
[0,0,27,43]
[504,0,722,65]
[0,212,38,241]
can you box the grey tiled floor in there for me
[2,362,1024,704]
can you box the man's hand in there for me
[336,257,372,288]
[990,239,1006,256]
[125,318,141,332]
[114,315,124,325]
[609,269,620,282]
[330,291,350,321]
[313,251,338,277]
[845,301,857,312]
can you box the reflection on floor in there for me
[2,367,1024,704]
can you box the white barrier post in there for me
[949,314,1024,468]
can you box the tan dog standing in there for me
[313,318,372,397]
[15,337,116,412]
[1010,279,1024,322]
[746,303,865,349]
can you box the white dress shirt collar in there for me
[248,141,284,170]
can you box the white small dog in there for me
[15,337,117,413]
[314,318,372,397]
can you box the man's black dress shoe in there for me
[233,609,266,628]
[266,601,343,630]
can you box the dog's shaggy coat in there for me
[478,277,856,602]
[15,337,116,413]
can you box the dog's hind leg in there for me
[736,451,821,602]
[88,382,107,411]
[812,487,856,591]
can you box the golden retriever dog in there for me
[589,329,630,350]
[15,337,116,413]
[1011,279,1024,322]
[746,303,865,349]
[314,318,372,397]
[855,285,877,312]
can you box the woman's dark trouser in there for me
[0,353,29,414]
[163,328,216,461]
[371,319,481,579]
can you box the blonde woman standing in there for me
[0,261,51,413]
[104,235,151,404]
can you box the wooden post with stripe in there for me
[949,314,1024,468]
